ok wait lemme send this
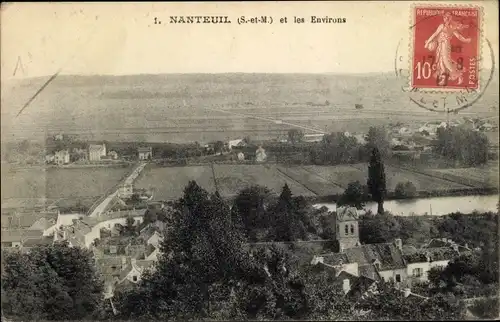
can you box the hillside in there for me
[1,73,498,144]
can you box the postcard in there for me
[1,2,499,321]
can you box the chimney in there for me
[403,288,411,298]
[394,238,403,250]
[342,279,351,294]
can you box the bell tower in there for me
[334,206,360,252]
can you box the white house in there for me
[88,144,107,161]
[404,247,457,283]
[137,147,153,160]
[255,146,267,162]
[54,150,70,165]
[228,139,246,150]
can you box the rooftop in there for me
[137,147,152,153]
[321,242,406,272]
[1,229,44,243]
[89,144,105,152]
[1,211,58,230]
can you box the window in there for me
[345,224,349,235]
[337,225,339,233]
[111,266,117,271]
[350,224,354,234]
[412,268,423,277]
[132,275,138,282]
[396,274,401,283]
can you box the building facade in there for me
[54,150,70,165]
[88,144,107,161]
[138,147,153,160]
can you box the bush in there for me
[469,297,500,319]
[394,181,418,198]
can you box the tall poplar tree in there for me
[367,148,387,214]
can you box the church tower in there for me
[334,206,360,252]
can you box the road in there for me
[88,162,147,217]
[203,106,327,134]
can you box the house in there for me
[423,237,471,254]
[88,144,107,161]
[255,146,267,162]
[309,262,379,300]
[139,224,163,248]
[54,219,100,248]
[303,134,325,143]
[137,147,153,160]
[125,242,147,260]
[228,139,246,150]
[1,229,45,248]
[118,183,134,198]
[118,258,155,284]
[404,247,458,284]
[312,241,408,285]
[145,244,160,261]
[96,256,133,298]
[97,257,155,298]
[1,211,59,236]
[54,150,70,165]
[312,208,408,285]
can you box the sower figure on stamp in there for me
[424,12,471,86]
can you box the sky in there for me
[1,1,498,78]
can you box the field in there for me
[134,162,497,201]
[425,164,499,189]
[2,73,498,145]
[135,164,316,200]
[347,164,471,191]
[1,165,132,209]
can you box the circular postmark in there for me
[394,4,495,115]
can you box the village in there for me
[41,116,499,167]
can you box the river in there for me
[313,194,499,216]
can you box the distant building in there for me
[303,134,325,143]
[108,151,118,160]
[237,152,245,161]
[88,144,107,161]
[255,146,267,162]
[138,147,153,160]
[54,150,70,165]
[118,184,133,198]
[227,139,246,150]
[45,154,55,163]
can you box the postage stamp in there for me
[411,5,481,91]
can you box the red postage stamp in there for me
[411,5,481,91]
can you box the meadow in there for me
[134,162,497,201]
[1,165,132,209]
